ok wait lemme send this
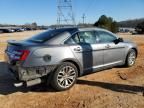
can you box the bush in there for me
[135,21,144,34]
[94,15,118,33]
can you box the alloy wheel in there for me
[57,66,76,88]
[128,51,136,66]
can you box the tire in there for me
[50,62,78,91]
[125,49,136,67]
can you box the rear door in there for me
[64,31,104,73]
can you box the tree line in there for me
[93,15,144,34]
[0,22,48,30]
[1,16,144,34]
[118,18,144,28]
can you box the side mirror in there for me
[113,38,123,44]
[118,38,124,42]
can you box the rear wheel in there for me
[125,49,136,67]
[50,62,78,91]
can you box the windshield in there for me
[26,29,64,43]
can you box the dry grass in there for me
[118,33,144,46]
[0,30,43,42]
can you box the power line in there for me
[82,13,86,24]
[80,0,96,24]
[83,0,96,14]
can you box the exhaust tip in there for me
[14,82,23,87]
[14,78,42,87]
[26,78,42,87]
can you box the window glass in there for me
[26,28,77,43]
[65,31,96,44]
[26,29,64,43]
[78,31,96,44]
[98,31,117,43]
[64,33,80,44]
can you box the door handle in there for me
[105,44,111,48]
[74,47,82,52]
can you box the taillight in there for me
[20,50,30,61]
[12,50,30,61]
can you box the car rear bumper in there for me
[5,50,56,82]
[8,63,56,81]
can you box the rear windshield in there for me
[26,28,78,43]
[26,29,64,43]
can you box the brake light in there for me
[12,50,30,61]
[20,50,30,61]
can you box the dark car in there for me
[14,28,25,32]
[0,28,14,33]
[5,27,138,91]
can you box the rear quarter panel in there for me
[22,46,77,67]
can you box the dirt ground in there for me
[0,31,144,108]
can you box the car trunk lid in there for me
[5,40,40,63]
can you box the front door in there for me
[97,30,126,66]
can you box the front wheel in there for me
[50,62,78,91]
[125,49,136,67]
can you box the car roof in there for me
[78,27,109,32]
[52,27,78,34]
[44,27,115,45]
[54,27,109,33]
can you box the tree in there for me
[135,21,144,34]
[22,22,38,30]
[94,15,118,33]
[111,21,118,33]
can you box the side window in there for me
[98,31,117,43]
[78,31,96,44]
[64,33,80,44]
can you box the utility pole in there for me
[57,0,76,27]
[82,13,86,24]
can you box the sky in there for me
[0,0,144,25]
